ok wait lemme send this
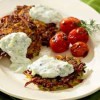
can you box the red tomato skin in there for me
[60,17,80,34]
[50,32,69,53]
[68,27,89,44]
[70,42,89,57]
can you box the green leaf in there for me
[81,0,100,13]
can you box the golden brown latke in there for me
[0,5,58,59]
[24,56,85,91]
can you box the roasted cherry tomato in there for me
[70,42,89,57]
[68,27,89,44]
[60,17,80,34]
[50,32,69,53]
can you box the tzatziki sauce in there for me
[29,5,63,24]
[27,55,74,78]
[0,32,32,72]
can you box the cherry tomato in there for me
[70,42,89,57]
[68,27,89,44]
[50,32,69,53]
[60,17,80,34]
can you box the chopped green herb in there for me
[79,20,100,35]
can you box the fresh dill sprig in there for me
[79,20,100,35]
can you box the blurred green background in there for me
[81,0,100,13]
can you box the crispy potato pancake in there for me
[0,5,58,59]
[24,56,85,91]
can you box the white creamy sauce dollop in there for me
[29,5,63,24]
[28,55,74,78]
[0,32,32,72]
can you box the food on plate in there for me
[0,5,94,60]
[50,17,90,55]
[70,42,89,57]
[0,4,92,73]
[0,5,58,59]
[60,17,81,34]
[24,55,86,91]
[68,27,89,44]
[29,5,63,24]
[50,31,69,53]
[0,5,41,59]
[0,32,31,72]
[0,4,95,91]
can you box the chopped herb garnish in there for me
[79,20,100,35]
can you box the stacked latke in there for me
[0,5,58,59]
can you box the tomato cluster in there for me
[50,17,89,57]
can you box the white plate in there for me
[0,0,100,100]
